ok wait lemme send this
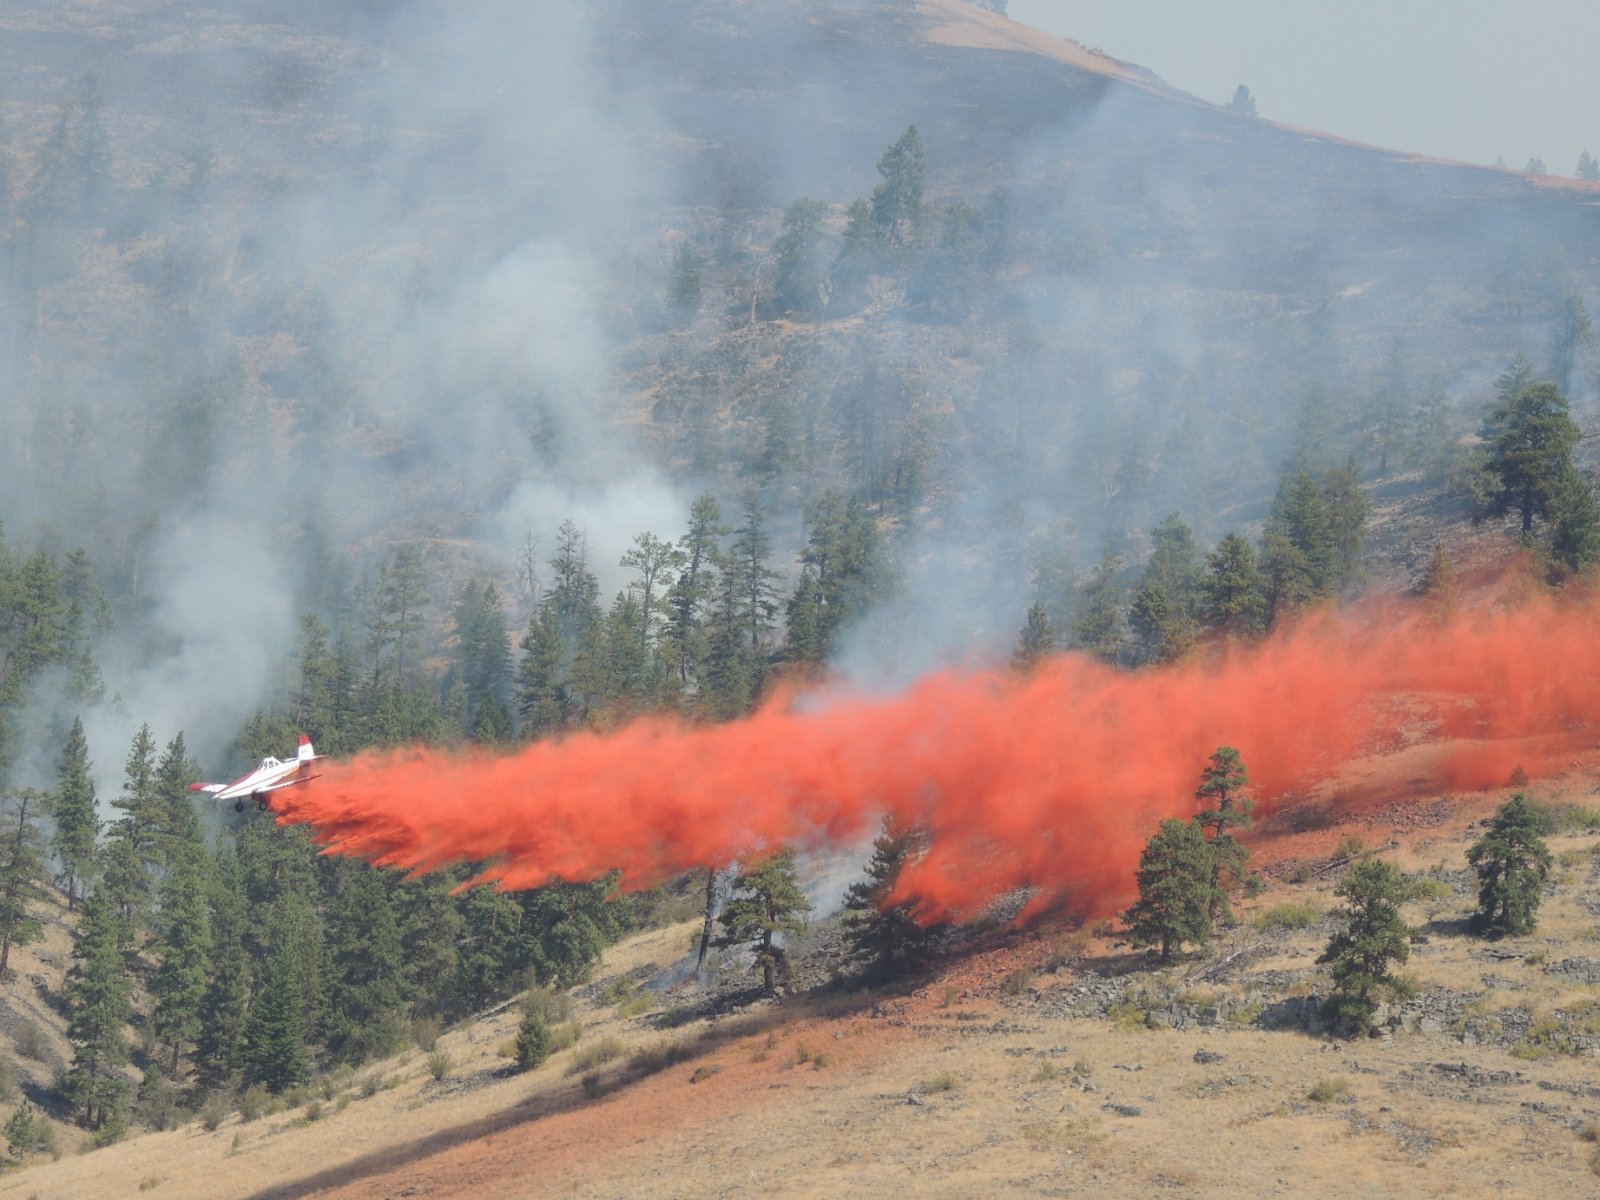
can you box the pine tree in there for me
[63,884,133,1130]
[1123,818,1213,963]
[1012,602,1056,670]
[0,790,48,975]
[869,125,927,250]
[1200,533,1265,637]
[842,817,944,975]
[516,601,569,739]
[1480,377,1581,536]
[1550,465,1600,573]
[1192,748,1252,923]
[195,847,250,1088]
[1070,551,1125,663]
[1317,857,1412,1033]
[715,849,811,994]
[151,840,213,1078]
[773,197,831,317]
[453,883,523,1013]
[1578,150,1600,182]
[324,863,405,1064]
[103,724,160,941]
[785,491,890,665]
[51,716,99,909]
[620,532,684,657]
[663,493,727,689]
[1466,794,1552,937]
[239,935,312,1092]
[728,497,781,658]
[152,731,200,874]
[396,870,465,1019]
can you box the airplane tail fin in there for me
[297,735,315,764]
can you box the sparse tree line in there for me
[1014,348,1600,672]
[1124,748,1555,1035]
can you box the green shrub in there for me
[569,1036,626,1072]
[1307,1077,1350,1103]
[514,1010,554,1071]
[410,1017,443,1052]
[1251,902,1322,931]
[303,1100,323,1123]
[14,1022,48,1062]
[1538,802,1600,834]
[198,1092,231,1133]
[550,1022,582,1053]
[0,1057,15,1103]
[626,1041,693,1076]
[922,1072,961,1094]
[236,1083,270,1123]
[426,1051,452,1081]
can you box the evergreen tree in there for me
[396,870,465,1019]
[785,491,890,664]
[702,562,757,719]
[152,731,200,874]
[292,613,342,751]
[324,863,405,1064]
[1320,457,1371,590]
[453,883,523,1013]
[238,930,312,1092]
[52,717,99,911]
[63,885,133,1130]
[1199,533,1265,637]
[1416,542,1459,614]
[4,1100,44,1159]
[1192,748,1252,923]
[728,497,781,658]
[103,724,160,944]
[150,840,213,1077]
[1466,794,1552,937]
[1225,84,1257,116]
[1480,377,1581,535]
[1317,857,1412,1033]
[1578,150,1600,182]
[194,847,250,1088]
[1260,470,1333,624]
[620,532,683,656]
[663,493,726,688]
[0,790,47,975]
[1070,551,1125,663]
[368,544,431,691]
[773,197,831,317]
[1548,291,1594,396]
[1012,602,1056,670]
[516,601,569,739]
[869,125,927,250]
[715,849,811,994]
[842,817,944,975]
[1550,465,1600,573]
[1123,818,1213,963]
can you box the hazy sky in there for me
[1008,1,1600,172]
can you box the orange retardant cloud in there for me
[270,584,1600,922]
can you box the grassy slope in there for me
[5,769,1598,1199]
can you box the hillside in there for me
[1,2,1599,1197]
[5,770,1597,1199]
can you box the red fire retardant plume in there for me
[271,588,1600,921]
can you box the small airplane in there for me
[190,735,323,812]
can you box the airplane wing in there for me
[255,774,321,794]
[188,783,228,794]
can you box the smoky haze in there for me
[1008,0,1600,172]
[0,0,1594,798]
